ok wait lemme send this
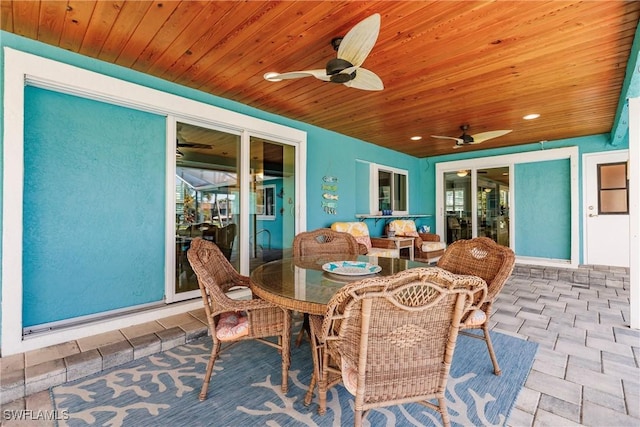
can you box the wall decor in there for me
[322,176,339,214]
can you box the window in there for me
[446,189,465,214]
[256,184,276,220]
[371,164,408,214]
[598,162,628,214]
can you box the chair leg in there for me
[304,373,316,406]
[317,349,329,415]
[281,310,291,393]
[295,313,310,347]
[439,397,451,427]
[199,340,221,401]
[354,410,363,427]
[482,323,502,376]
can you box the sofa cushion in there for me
[388,220,419,237]
[420,241,447,252]
[331,222,372,250]
[366,247,400,258]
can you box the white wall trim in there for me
[628,97,639,330]
[435,146,580,267]
[2,47,307,355]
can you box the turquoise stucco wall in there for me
[514,160,571,259]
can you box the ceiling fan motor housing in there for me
[326,58,356,83]
[459,125,474,143]
[460,133,475,144]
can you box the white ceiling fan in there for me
[263,13,383,91]
[431,125,512,149]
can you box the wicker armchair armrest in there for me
[418,232,441,242]
[357,243,369,255]
[370,237,396,249]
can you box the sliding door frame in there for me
[435,146,579,267]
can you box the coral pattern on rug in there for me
[52,331,537,427]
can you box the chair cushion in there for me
[366,247,400,258]
[341,357,358,395]
[464,309,487,327]
[389,220,419,237]
[420,241,447,252]
[331,222,372,250]
[216,311,249,341]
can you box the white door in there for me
[584,151,630,267]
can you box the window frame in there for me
[597,162,629,215]
[369,163,409,215]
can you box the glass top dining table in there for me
[249,255,435,315]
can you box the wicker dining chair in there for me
[436,237,516,375]
[187,237,291,401]
[305,267,487,427]
[292,228,360,347]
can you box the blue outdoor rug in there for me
[51,331,537,426]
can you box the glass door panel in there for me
[249,136,296,272]
[444,170,471,244]
[175,123,240,297]
[477,167,510,246]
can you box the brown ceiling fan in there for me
[431,125,512,149]
[263,14,383,91]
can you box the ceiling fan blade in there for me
[337,13,380,67]
[431,135,464,144]
[264,69,329,82]
[344,68,384,91]
[470,129,512,144]
[452,144,463,149]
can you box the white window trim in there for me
[435,146,579,268]
[2,47,307,355]
[369,163,409,215]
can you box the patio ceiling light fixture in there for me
[457,170,468,177]
[523,113,540,120]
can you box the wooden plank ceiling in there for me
[2,1,638,158]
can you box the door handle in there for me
[588,213,598,217]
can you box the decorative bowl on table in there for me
[321,261,382,276]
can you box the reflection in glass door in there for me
[477,167,510,246]
[443,167,510,247]
[175,123,240,299]
[444,170,471,244]
[249,136,296,272]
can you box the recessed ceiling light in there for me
[410,136,422,141]
[523,113,540,120]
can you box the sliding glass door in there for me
[442,167,510,246]
[249,136,296,272]
[174,123,240,299]
[477,167,510,246]
[170,121,301,302]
